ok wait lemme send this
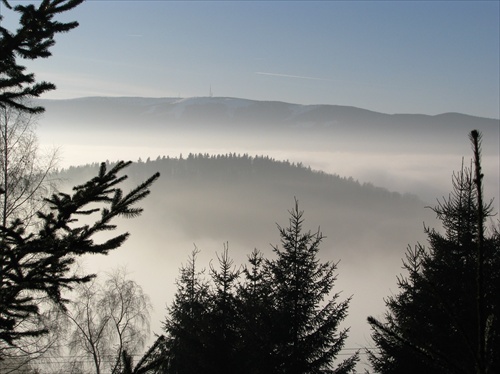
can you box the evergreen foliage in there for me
[127,335,167,374]
[0,0,84,113]
[237,248,275,374]
[162,200,358,374]
[0,161,159,348]
[163,247,211,374]
[266,200,358,374]
[58,153,414,214]
[367,131,500,374]
[205,244,242,374]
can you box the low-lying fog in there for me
[35,97,499,370]
[42,131,499,208]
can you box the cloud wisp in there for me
[255,71,332,82]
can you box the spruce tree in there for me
[237,249,275,374]
[164,246,248,374]
[367,131,500,374]
[0,161,159,348]
[266,199,359,374]
[0,0,84,113]
[205,244,242,374]
[162,202,359,373]
[163,247,211,374]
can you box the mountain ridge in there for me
[36,96,499,120]
[35,96,499,161]
[35,95,499,205]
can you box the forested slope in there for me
[53,154,439,371]
[57,153,430,263]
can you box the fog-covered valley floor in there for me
[37,97,499,370]
[37,97,500,203]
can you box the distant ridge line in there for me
[34,96,499,120]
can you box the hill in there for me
[36,96,499,139]
[56,154,438,359]
[37,96,499,206]
[59,154,429,255]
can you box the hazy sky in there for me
[3,1,499,118]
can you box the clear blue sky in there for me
[3,0,500,118]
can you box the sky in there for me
[2,0,499,118]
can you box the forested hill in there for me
[59,153,421,210]
[56,154,438,358]
[57,154,433,264]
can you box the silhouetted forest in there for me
[57,153,429,262]
[59,152,421,214]
[48,153,436,373]
[160,200,359,374]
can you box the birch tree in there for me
[65,269,152,374]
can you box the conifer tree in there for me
[237,249,275,374]
[163,247,211,374]
[205,244,242,374]
[367,130,500,374]
[266,199,359,374]
[0,161,160,349]
[162,202,358,373]
[165,244,243,374]
[0,0,84,113]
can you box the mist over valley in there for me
[2,0,499,371]
[37,96,499,202]
[57,155,437,360]
[38,96,499,366]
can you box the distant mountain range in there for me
[35,96,499,205]
[36,96,498,134]
[46,101,496,354]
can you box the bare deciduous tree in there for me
[0,160,160,349]
[0,304,68,374]
[64,269,152,374]
[0,102,58,228]
[0,102,62,368]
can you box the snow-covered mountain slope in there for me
[35,96,498,133]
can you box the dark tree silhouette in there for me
[265,199,359,374]
[0,161,159,349]
[0,0,84,113]
[163,247,211,374]
[123,335,167,374]
[367,130,500,374]
[205,244,242,374]
[162,201,358,374]
[237,248,275,374]
[164,244,243,374]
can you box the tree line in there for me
[58,152,415,213]
[160,200,358,374]
[1,2,499,373]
